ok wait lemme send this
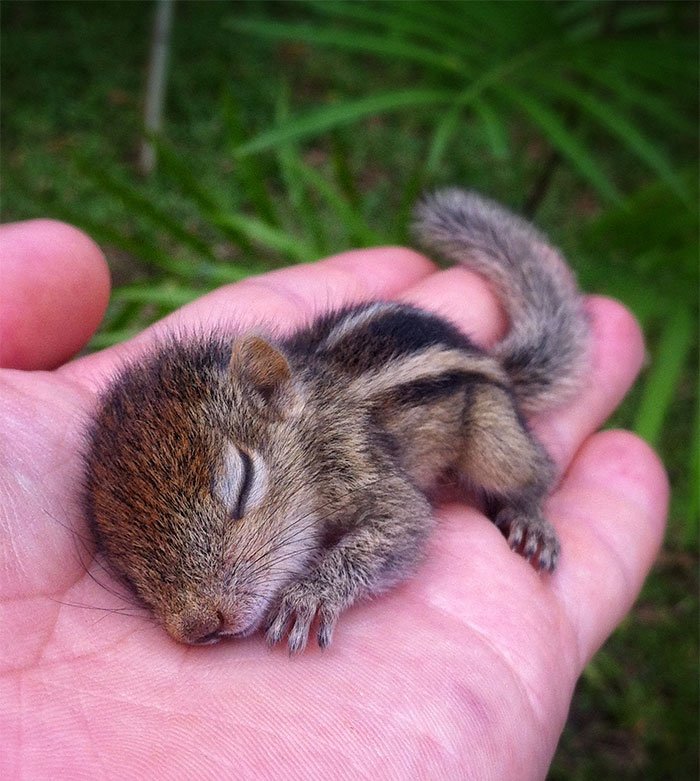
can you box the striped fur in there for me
[84,190,588,653]
[413,189,588,413]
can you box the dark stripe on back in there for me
[285,303,478,377]
[377,370,493,408]
[282,305,367,355]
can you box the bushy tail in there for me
[412,189,588,413]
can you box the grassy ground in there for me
[3,2,697,778]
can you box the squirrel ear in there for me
[229,336,291,407]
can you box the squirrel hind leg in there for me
[460,383,560,571]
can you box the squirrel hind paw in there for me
[496,507,561,573]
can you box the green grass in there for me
[2,1,697,777]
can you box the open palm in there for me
[1,220,667,779]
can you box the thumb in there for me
[0,219,110,370]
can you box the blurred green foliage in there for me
[2,1,697,778]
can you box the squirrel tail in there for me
[412,189,589,414]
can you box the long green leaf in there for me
[424,106,460,176]
[329,131,361,213]
[89,328,145,350]
[472,97,510,160]
[69,212,260,287]
[150,136,298,270]
[577,39,697,84]
[608,3,672,31]
[51,209,222,282]
[572,64,695,136]
[687,384,700,547]
[394,165,429,244]
[153,135,279,261]
[151,135,260,257]
[222,91,279,227]
[111,283,211,307]
[634,306,694,445]
[234,89,454,157]
[306,0,474,69]
[274,84,326,256]
[400,0,545,50]
[105,300,139,329]
[288,157,382,247]
[74,156,217,261]
[497,85,620,202]
[226,17,463,74]
[150,135,222,214]
[541,77,690,202]
[214,213,315,262]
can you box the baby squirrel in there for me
[83,190,588,654]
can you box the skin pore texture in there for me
[0,219,667,779]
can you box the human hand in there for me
[1,219,667,779]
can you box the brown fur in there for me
[83,190,588,653]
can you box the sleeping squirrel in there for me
[83,189,588,654]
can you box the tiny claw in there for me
[317,611,338,650]
[287,635,306,656]
[266,627,281,647]
[508,524,524,549]
[266,603,292,646]
[287,614,313,656]
[538,541,560,573]
[523,533,539,560]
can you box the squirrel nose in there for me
[178,610,225,645]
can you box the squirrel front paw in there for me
[265,578,343,655]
